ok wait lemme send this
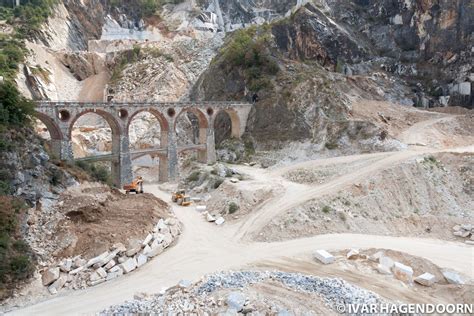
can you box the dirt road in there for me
[6,114,474,315]
[9,167,473,315]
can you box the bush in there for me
[0,196,34,292]
[322,205,333,213]
[0,81,34,126]
[213,178,224,189]
[187,170,201,182]
[228,202,239,214]
[220,26,279,93]
[75,161,112,185]
[0,180,12,195]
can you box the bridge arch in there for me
[214,108,241,139]
[68,109,122,139]
[175,107,209,163]
[126,109,170,183]
[34,111,63,140]
[127,108,169,132]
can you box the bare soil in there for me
[29,183,171,260]
[259,152,473,242]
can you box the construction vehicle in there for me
[172,189,186,203]
[171,190,193,207]
[179,196,193,207]
[123,176,144,194]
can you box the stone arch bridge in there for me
[34,101,253,186]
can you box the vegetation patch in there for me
[219,25,279,92]
[0,196,35,300]
[75,161,112,186]
[228,202,239,214]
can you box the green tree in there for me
[0,81,34,126]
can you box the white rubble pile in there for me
[40,217,181,295]
[452,224,474,244]
[101,271,391,315]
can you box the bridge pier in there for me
[111,135,133,187]
[205,127,216,164]
[167,128,179,181]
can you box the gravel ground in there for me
[101,270,390,315]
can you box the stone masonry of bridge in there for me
[34,101,253,186]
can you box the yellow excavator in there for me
[171,190,192,207]
[123,176,144,194]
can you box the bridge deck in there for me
[75,144,206,163]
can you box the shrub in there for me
[213,178,224,189]
[322,205,333,213]
[325,141,338,150]
[0,81,34,126]
[220,26,279,92]
[187,170,201,182]
[0,180,11,195]
[228,202,239,214]
[75,161,112,185]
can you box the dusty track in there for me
[6,114,474,315]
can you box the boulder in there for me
[109,265,123,273]
[369,251,384,262]
[96,267,107,278]
[226,291,245,312]
[106,267,123,281]
[215,217,225,225]
[147,243,164,258]
[120,258,138,274]
[442,271,464,285]
[86,251,110,268]
[452,225,461,231]
[59,259,73,272]
[89,271,103,282]
[195,206,207,212]
[94,250,119,268]
[313,250,335,264]
[117,256,127,264]
[463,224,474,231]
[89,278,106,286]
[207,213,216,222]
[162,233,173,247]
[392,262,413,283]
[154,219,166,232]
[47,274,68,294]
[42,268,60,286]
[465,240,474,245]
[178,279,192,288]
[170,225,179,238]
[142,245,152,255]
[69,266,86,275]
[165,218,178,226]
[104,259,116,270]
[73,257,86,269]
[111,243,126,253]
[142,234,153,246]
[126,245,141,257]
[379,256,394,269]
[377,264,392,275]
[160,226,170,234]
[415,273,436,286]
[153,233,165,244]
[346,249,359,260]
[230,178,239,183]
[136,254,147,267]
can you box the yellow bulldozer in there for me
[123,176,144,194]
[171,190,192,207]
